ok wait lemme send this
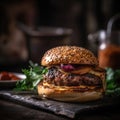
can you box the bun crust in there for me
[41,46,98,66]
[37,84,103,102]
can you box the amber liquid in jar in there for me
[98,44,120,69]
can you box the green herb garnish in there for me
[106,68,120,96]
[15,61,48,91]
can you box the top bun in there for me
[41,46,98,66]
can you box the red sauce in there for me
[98,44,120,69]
[0,72,20,81]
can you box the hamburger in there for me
[37,46,106,102]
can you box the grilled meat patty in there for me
[43,67,102,86]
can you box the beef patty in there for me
[43,67,102,86]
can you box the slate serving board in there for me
[0,91,120,119]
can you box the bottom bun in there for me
[37,84,103,102]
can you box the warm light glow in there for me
[100,43,106,50]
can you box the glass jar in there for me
[98,14,120,69]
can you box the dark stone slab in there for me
[0,91,120,119]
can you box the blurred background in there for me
[0,0,120,72]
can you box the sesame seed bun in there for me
[41,46,98,66]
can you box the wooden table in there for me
[0,91,120,120]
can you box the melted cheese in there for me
[70,67,92,74]
[43,82,102,92]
